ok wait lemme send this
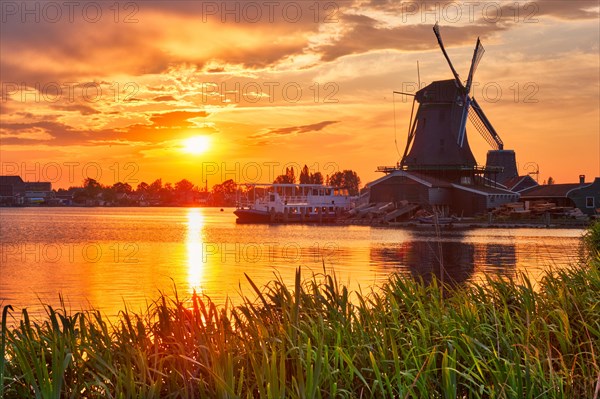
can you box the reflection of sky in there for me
[186,208,205,295]
[0,207,586,322]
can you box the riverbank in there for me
[345,217,592,230]
[2,256,599,398]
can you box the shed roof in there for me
[0,175,25,185]
[520,183,583,198]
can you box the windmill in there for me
[400,23,509,182]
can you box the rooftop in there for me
[520,183,584,198]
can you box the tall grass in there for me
[584,220,600,257]
[2,261,598,399]
[2,223,599,398]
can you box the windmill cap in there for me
[416,79,462,103]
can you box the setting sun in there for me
[182,136,211,155]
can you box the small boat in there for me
[234,183,354,224]
[417,215,458,225]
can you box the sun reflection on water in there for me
[186,208,205,294]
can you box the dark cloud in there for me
[0,121,90,145]
[359,0,599,20]
[206,67,226,73]
[250,120,339,139]
[149,111,209,127]
[0,110,211,146]
[153,95,177,102]
[50,104,100,115]
[534,0,599,19]
[317,18,508,62]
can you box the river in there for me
[0,207,585,320]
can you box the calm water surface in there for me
[0,207,585,320]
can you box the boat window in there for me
[270,194,275,201]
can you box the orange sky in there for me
[1,0,598,189]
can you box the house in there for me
[520,175,600,216]
[0,176,53,205]
[0,175,26,205]
[368,170,519,217]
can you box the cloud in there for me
[0,110,212,146]
[358,0,599,20]
[50,104,100,115]
[148,111,209,127]
[250,120,339,139]
[153,95,177,102]
[316,16,509,62]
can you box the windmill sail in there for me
[400,101,419,166]
[469,98,504,150]
[457,38,485,147]
[433,22,463,87]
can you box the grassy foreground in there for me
[2,233,600,398]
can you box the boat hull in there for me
[234,209,340,224]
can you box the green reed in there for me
[2,260,599,398]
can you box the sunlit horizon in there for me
[0,1,598,189]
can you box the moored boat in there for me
[234,183,354,224]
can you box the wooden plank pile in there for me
[492,200,587,219]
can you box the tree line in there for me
[56,165,361,206]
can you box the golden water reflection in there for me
[0,207,585,323]
[186,208,205,295]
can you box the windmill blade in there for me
[457,38,485,147]
[433,23,463,89]
[469,98,504,150]
[457,96,471,147]
[401,100,419,166]
[465,38,484,94]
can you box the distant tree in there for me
[547,176,555,185]
[274,167,296,184]
[102,187,117,203]
[173,179,197,204]
[299,165,310,184]
[112,182,132,193]
[149,179,163,195]
[211,179,237,206]
[328,170,361,196]
[211,179,237,196]
[175,179,195,193]
[310,171,324,184]
[136,182,149,193]
[82,178,102,199]
[160,182,175,204]
[83,178,101,190]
